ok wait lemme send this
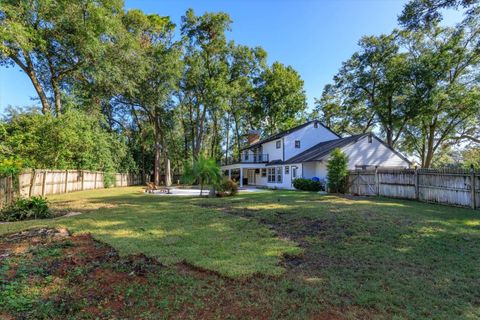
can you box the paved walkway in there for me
[151,186,263,196]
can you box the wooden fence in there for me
[347,168,479,210]
[0,170,143,208]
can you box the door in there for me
[247,169,256,185]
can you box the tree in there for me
[0,108,135,172]
[182,156,222,196]
[0,0,124,116]
[326,148,349,193]
[462,146,480,169]
[254,62,307,135]
[402,24,480,167]
[399,0,479,30]
[124,11,182,186]
[312,33,413,147]
[179,9,232,161]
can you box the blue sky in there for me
[0,0,462,113]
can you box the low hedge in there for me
[292,178,324,192]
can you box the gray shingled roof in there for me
[283,133,411,164]
[241,120,340,151]
[283,134,369,164]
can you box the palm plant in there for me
[182,156,222,196]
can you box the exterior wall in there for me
[284,123,338,161]
[262,139,283,162]
[339,136,410,169]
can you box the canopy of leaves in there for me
[0,108,135,172]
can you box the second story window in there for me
[276,140,281,149]
[295,140,301,148]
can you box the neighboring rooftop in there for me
[241,120,340,151]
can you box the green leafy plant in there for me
[182,156,222,196]
[292,178,324,191]
[0,196,52,222]
[0,157,24,177]
[216,178,239,197]
[103,171,116,188]
[326,148,349,193]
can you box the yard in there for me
[1,187,479,319]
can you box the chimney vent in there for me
[247,130,260,145]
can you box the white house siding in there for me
[284,123,338,161]
[340,136,410,168]
[262,139,283,162]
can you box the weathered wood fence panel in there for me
[348,168,479,210]
[0,170,143,208]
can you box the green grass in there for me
[0,187,300,278]
[1,187,480,319]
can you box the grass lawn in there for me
[1,187,479,319]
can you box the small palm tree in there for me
[182,156,222,196]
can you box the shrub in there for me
[103,171,116,188]
[293,178,324,192]
[327,148,349,193]
[216,178,239,197]
[0,196,52,222]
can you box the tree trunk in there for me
[164,156,172,186]
[52,78,62,117]
[9,54,51,115]
[154,142,161,185]
[225,115,230,162]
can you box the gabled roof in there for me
[240,120,340,151]
[283,133,411,164]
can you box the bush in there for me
[103,171,116,188]
[293,178,324,192]
[327,148,349,193]
[0,196,52,222]
[216,178,239,197]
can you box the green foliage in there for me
[254,62,307,135]
[0,0,125,115]
[216,178,239,197]
[0,108,136,173]
[315,22,480,168]
[0,197,52,222]
[103,172,116,189]
[462,147,480,169]
[292,178,324,192]
[0,157,24,177]
[326,148,349,193]
[182,156,222,196]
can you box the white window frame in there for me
[276,140,281,149]
[285,166,290,174]
[267,168,275,183]
[276,166,282,183]
[292,166,298,178]
[261,168,267,177]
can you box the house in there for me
[221,120,411,189]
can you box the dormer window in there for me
[276,140,281,149]
[295,140,301,148]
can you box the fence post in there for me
[41,170,47,197]
[64,170,69,194]
[471,166,476,210]
[375,168,379,196]
[81,170,84,191]
[29,169,35,197]
[414,167,419,200]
